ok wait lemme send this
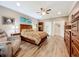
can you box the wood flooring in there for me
[15,35,69,57]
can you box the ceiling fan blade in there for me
[47,9,51,11]
[46,12,49,14]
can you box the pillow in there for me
[0,29,4,34]
[0,36,7,42]
[0,33,7,37]
[26,29,33,32]
[0,30,8,42]
[0,29,7,36]
[22,29,33,32]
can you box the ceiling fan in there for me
[37,8,51,15]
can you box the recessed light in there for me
[16,2,20,7]
[57,12,61,15]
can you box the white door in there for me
[44,22,52,35]
[54,23,60,36]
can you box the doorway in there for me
[44,22,52,35]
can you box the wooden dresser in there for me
[64,22,71,56]
[71,11,79,56]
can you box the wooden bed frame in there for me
[20,24,47,46]
[20,24,32,32]
[21,36,47,46]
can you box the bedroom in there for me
[0,1,79,57]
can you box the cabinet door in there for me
[71,34,79,56]
[38,22,44,31]
[77,20,79,32]
[72,42,79,57]
[71,11,79,57]
[72,21,78,31]
[64,31,71,56]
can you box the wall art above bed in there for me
[20,16,32,25]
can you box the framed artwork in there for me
[2,16,15,24]
[20,16,32,25]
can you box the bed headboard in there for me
[20,24,32,32]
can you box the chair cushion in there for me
[0,41,12,57]
[0,36,7,42]
[0,30,7,42]
[0,33,7,42]
[8,35,21,55]
[0,29,4,34]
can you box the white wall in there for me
[39,16,68,38]
[0,6,38,36]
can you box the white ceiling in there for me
[0,1,75,19]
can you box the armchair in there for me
[0,29,21,57]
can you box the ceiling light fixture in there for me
[57,12,61,15]
[16,2,20,7]
[42,12,46,15]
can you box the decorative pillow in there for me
[0,36,7,42]
[26,29,33,32]
[22,29,33,32]
[0,33,7,37]
[0,32,7,42]
[0,29,4,34]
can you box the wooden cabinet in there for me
[64,23,71,56]
[38,22,44,31]
[71,11,79,57]
[64,11,79,57]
